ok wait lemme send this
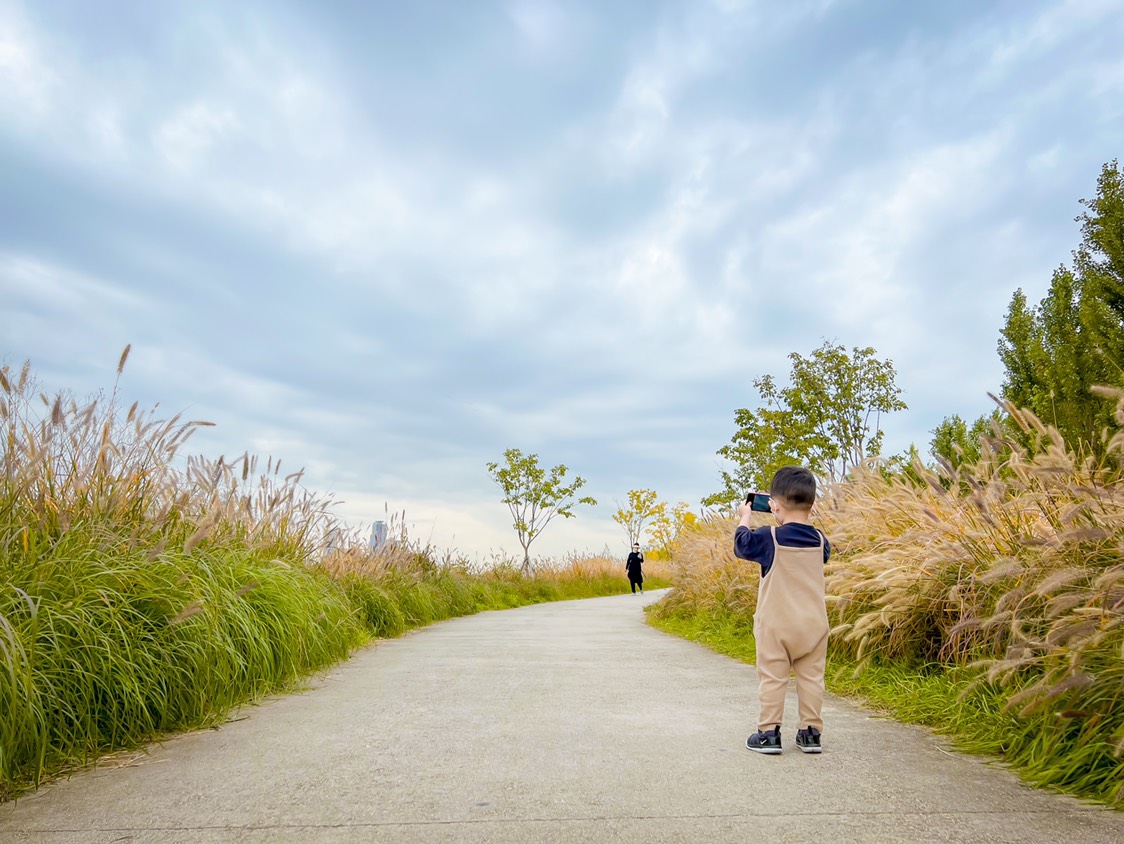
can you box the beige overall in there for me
[753,527,829,732]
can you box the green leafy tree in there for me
[930,412,998,471]
[612,488,660,547]
[1078,160,1124,368]
[704,403,815,507]
[880,443,928,487]
[705,341,906,504]
[486,448,596,574]
[997,289,1046,415]
[999,269,1109,449]
[998,161,1124,457]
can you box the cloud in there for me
[984,0,1121,74]
[758,131,1009,329]
[0,253,149,315]
[154,102,241,170]
[0,0,56,122]
[508,0,568,52]
[3,0,1124,558]
[0,254,155,385]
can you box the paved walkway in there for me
[2,590,1122,843]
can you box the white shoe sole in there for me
[746,740,782,755]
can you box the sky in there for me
[2,0,1123,561]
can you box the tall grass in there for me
[327,547,672,634]
[650,398,1124,806]
[1,355,663,800]
[0,355,365,798]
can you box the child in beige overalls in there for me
[735,466,829,755]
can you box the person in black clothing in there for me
[626,543,644,593]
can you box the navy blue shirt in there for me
[734,523,830,578]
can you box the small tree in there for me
[880,443,928,488]
[704,404,813,506]
[611,488,660,547]
[930,412,1000,471]
[649,500,695,558]
[705,341,906,505]
[486,448,597,575]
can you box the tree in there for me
[705,341,906,505]
[611,488,660,547]
[930,412,997,471]
[649,500,695,558]
[1077,160,1124,367]
[997,161,1124,458]
[880,443,928,488]
[486,448,597,575]
[704,403,815,507]
[999,269,1110,451]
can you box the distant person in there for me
[625,543,644,594]
[735,466,829,755]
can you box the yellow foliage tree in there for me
[649,500,696,559]
[611,488,660,547]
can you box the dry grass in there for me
[534,551,673,586]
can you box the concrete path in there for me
[2,590,1122,843]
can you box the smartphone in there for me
[746,492,772,513]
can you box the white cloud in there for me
[154,102,241,170]
[508,0,567,51]
[1028,144,1063,173]
[0,0,56,122]
[985,0,1120,74]
[4,0,1124,557]
[0,257,155,379]
[0,254,149,314]
[757,132,1009,340]
[610,67,672,159]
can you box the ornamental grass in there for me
[0,354,365,798]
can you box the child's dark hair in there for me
[769,466,816,508]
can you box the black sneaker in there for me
[746,726,782,755]
[795,727,822,753]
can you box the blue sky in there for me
[2,0,1122,559]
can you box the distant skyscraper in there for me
[369,520,388,550]
[324,527,343,557]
